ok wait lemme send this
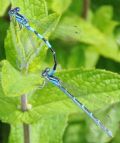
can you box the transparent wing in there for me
[55,79,113,137]
[60,80,87,98]
[55,74,114,115]
[28,19,81,43]
[11,14,59,70]
[28,13,59,38]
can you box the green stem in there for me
[21,95,31,143]
[82,0,90,19]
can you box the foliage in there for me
[0,0,120,143]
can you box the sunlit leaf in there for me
[9,114,68,143]
[53,16,120,62]
[11,0,48,20]
[87,103,120,142]
[5,0,59,71]
[1,60,43,97]
[0,68,120,125]
[0,19,9,60]
[47,0,72,14]
[0,0,10,16]
[92,6,118,35]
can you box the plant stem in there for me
[82,0,90,19]
[21,94,31,143]
[23,123,31,143]
[21,94,28,111]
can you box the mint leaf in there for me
[53,16,120,62]
[0,68,119,124]
[33,69,120,113]
[1,60,43,97]
[92,6,118,35]
[5,0,48,69]
[28,13,60,72]
[0,0,10,16]
[87,103,120,142]
[11,0,48,19]
[9,114,68,143]
[8,124,23,143]
[47,0,72,14]
[5,4,60,71]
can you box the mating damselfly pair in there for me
[9,7,113,137]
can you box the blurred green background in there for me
[0,0,120,143]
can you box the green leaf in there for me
[84,46,99,68]
[5,0,48,70]
[28,13,60,72]
[67,44,85,68]
[47,0,72,14]
[11,0,48,19]
[0,69,120,143]
[0,68,120,127]
[92,6,118,35]
[91,0,120,21]
[33,69,120,114]
[1,60,43,97]
[67,43,99,69]
[53,16,103,45]
[0,80,19,123]
[68,0,83,15]
[86,103,120,142]
[5,5,60,71]
[9,114,68,143]
[0,19,9,60]
[8,124,23,143]
[0,0,10,16]
[53,16,120,62]
[31,114,68,143]
[0,95,18,124]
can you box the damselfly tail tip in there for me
[107,130,113,138]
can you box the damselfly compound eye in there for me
[46,68,50,73]
[15,7,20,12]
[42,68,50,77]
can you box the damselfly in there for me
[8,7,57,75]
[41,67,113,137]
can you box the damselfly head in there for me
[14,7,20,12]
[42,67,50,77]
[8,7,20,16]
